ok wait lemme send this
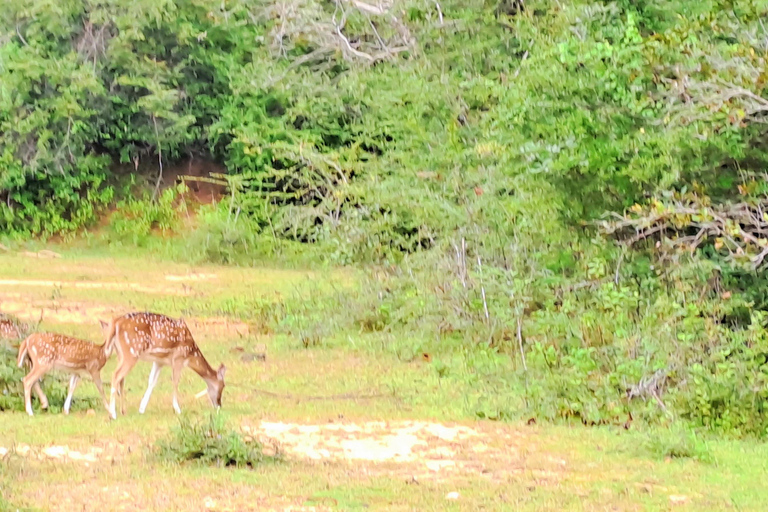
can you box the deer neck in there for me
[188,352,218,385]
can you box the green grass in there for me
[1,250,768,511]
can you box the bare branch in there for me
[15,25,28,46]
[335,23,375,61]
[261,0,413,67]
[600,193,768,269]
[433,0,444,25]
[516,317,527,372]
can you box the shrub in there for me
[639,426,713,463]
[157,413,278,468]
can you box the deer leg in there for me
[119,377,126,416]
[63,375,80,415]
[108,355,122,419]
[23,374,35,417]
[24,360,49,408]
[139,362,162,414]
[22,365,48,416]
[109,357,136,420]
[90,371,110,414]
[32,381,48,410]
[171,362,182,414]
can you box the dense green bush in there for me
[157,413,277,468]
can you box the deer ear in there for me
[218,364,227,380]
[99,320,108,329]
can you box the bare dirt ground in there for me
[244,420,566,484]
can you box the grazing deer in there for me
[16,332,111,416]
[101,312,226,419]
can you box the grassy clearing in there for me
[0,248,351,320]
[1,251,768,511]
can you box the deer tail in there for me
[104,318,118,358]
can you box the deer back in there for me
[25,332,108,371]
[113,312,198,360]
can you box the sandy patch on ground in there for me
[243,420,565,484]
[248,420,481,463]
[0,442,123,464]
[165,273,218,282]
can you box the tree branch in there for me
[600,194,768,269]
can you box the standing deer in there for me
[101,312,226,419]
[16,332,112,416]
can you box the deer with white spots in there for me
[101,312,226,419]
[16,332,112,416]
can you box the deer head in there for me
[207,364,227,408]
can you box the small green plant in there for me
[640,426,713,463]
[157,413,278,468]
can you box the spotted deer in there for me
[101,312,226,419]
[16,332,112,416]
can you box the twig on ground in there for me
[477,256,490,323]
[197,385,398,403]
[516,317,527,372]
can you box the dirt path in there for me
[0,293,250,336]
[0,278,193,295]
